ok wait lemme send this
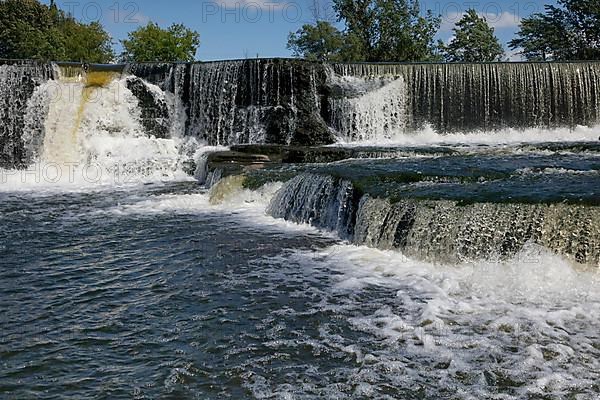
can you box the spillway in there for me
[3,59,600,168]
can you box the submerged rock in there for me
[209,175,247,205]
[265,172,600,266]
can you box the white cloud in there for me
[506,47,525,61]
[486,11,522,29]
[213,0,289,10]
[440,11,463,32]
[127,11,151,25]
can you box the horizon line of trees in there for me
[288,0,600,63]
[0,0,200,63]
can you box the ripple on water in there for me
[1,183,599,399]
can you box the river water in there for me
[1,64,600,399]
[1,174,599,399]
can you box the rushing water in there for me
[1,60,600,399]
[1,179,599,399]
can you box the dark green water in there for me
[244,142,600,205]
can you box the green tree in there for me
[0,0,60,60]
[333,0,377,60]
[444,9,505,62]
[373,0,443,61]
[60,20,114,63]
[509,0,600,61]
[120,22,200,62]
[333,0,442,62]
[287,21,345,61]
[0,0,114,62]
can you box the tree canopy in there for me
[286,0,443,62]
[120,22,200,63]
[509,0,600,61]
[333,0,443,62]
[0,0,200,63]
[287,21,346,62]
[0,0,114,62]
[444,10,505,62]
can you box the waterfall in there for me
[328,74,409,141]
[355,196,599,265]
[2,59,599,261]
[4,59,600,170]
[18,63,185,181]
[129,59,332,146]
[40,67,121,164]
[186,61,247,145]
[267,173,600,266]
[6,59,600,159]
[0,61,54,167]
[184,60,303,145]
[330,62,600,139]
[267,174,359,239]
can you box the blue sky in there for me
[43,0,557,61]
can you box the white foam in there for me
[330,76,408,141]
[516,167,599,176]
[101,182,337,236]
[2,75,198,193]
[102,183,600,398]
[190,142,229,182]
[283,243,600,397]
[0,165,193,194]
[333,124,600,147]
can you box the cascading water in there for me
[0,61,54,167]
[266,173,600,266]
[5,59,600,160]
[183,60,310,145]
[354,196,600,265]
[6,59,594,256]
[11,63,189,185]
[7,59,600,157]
[128,59,333,146]
[39,67,110,164]
[267,173,359,239]
[329,62,600,140]
[328,74,408,141]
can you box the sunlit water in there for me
[1,177,599,399]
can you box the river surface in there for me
[1,172,599,399]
